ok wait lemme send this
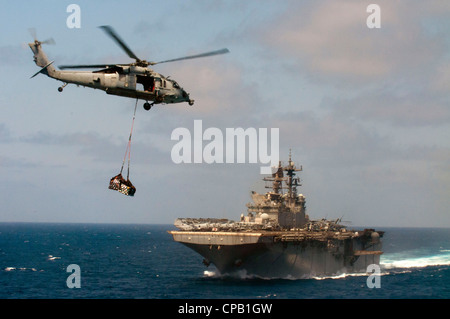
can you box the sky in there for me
[0,0,449,227]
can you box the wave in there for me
[381,251,450,269]
[311,272,386,280]
[203,269,387,281]
[47,255,61,261]
[201,247,450,281]
[203,270,216,277]
[4,267,38,272]
[202,252,450,281]
[203,269,301,280]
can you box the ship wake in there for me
[202,269,377,281]
[381,250,450,270]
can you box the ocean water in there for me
[0,223,449,299]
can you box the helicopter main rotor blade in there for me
[151,48,230,65]
[98,25,141,62]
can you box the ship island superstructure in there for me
[169,155,383,278]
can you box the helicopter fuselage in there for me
[29,26,228,109]
[50,67,192,106]
[29,40,194,108]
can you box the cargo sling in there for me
[109,99,138,196]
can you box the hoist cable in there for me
[120,99,138,179]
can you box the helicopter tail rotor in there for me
[28,28,57,75]
[28,28,55,46]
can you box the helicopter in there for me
[29,26,229,110]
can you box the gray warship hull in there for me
[169,228,383,278]
[169,156,383,279]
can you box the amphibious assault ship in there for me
[169,155,383,278]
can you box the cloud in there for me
[0,44,28,66]
[154,58,265,127]
[0,123,13,143]
[3,1,450,227]
[269,111,389,167]
[326,89,450,127]
[265,109,450,227]
[430,61,450,93]
[259,1,448,85]
[0,156,37,169]
[17,127,174,171]
[250,1,450,132]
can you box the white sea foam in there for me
[47,255,61,261]
[203,269,272,280]
[311,272,372,280]
[4,267,39,272]
[203,269,371,280]
[201,251,450,280]
[381,251,450,269]
[203,270,216,277]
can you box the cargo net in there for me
[109,99,137,197]
[109,173,136,196]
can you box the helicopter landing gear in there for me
[188,100,195,106]
[58,83,68,92]
[143,102,154,111]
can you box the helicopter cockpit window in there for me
[173,81,180,89]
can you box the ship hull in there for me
[170,230,382,279]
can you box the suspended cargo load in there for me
[108,99,138,197]
[109,173,136,196]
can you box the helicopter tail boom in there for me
[29,41,57,78]
[30,60,55,79]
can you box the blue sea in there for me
[1,223,449,301]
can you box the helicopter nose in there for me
[181,89,194,105]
